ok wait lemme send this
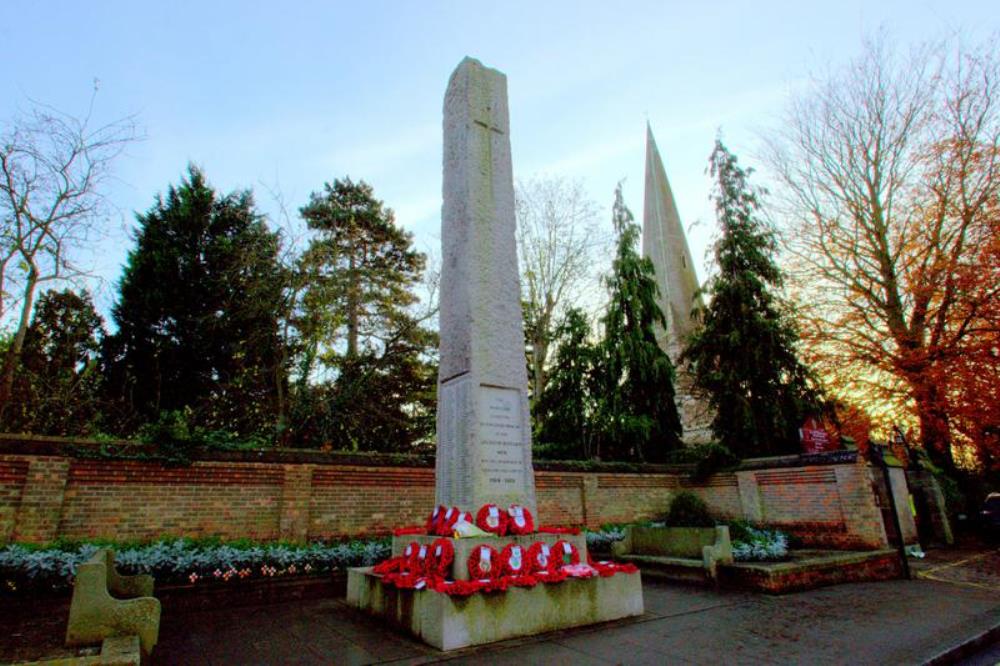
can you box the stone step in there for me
[619,554,710,585]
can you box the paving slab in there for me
[150,572,1000,665]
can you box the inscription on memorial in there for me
[478,385,526,494]
[438,375,474,505]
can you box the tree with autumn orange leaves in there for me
[764,34,1000,474]
[936,194,1000,474]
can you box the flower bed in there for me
[728,523,789,562]
[0,537,390,597]
[584,525,628,553]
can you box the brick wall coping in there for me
[0,433,857,473]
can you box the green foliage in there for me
[665,442,740,480]
[289,178,437,451]
[663,491,715,527]
[103,166,287,437]
[0,537,391,597]
[585,525,627,552]
[726,521,790,561]
[683,141,821,457]
[133,408,266,464]
[533,308,599,459]
[1,289,104,435]
[592,184,683,462]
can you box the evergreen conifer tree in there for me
[683,141,820,456]
[594,185,683,462]
[534,307,597,459]
[293,178,436,451]
[104,166,286,436]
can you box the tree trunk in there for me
[910,374,955,472]
[0,270,38,413]
[347,251,358,358]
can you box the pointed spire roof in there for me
[642,124,702,359]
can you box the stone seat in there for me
[65,549,161,656]
[616,553,713,585]
[613,525,733,585]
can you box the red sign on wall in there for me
[800,416,837,454]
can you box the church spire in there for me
[642,124,702,361]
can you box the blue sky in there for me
[1,1,996,319]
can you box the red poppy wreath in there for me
[427,537,455,578]
[552,539,581,566]
[506,504,535,535]
[475,503,509,536]
[467,543,502,580]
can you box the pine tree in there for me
[292,177,436,451]
[594,184,683,462]
[683,141,820,456]
[104,166,286,436]
[534,307,597,459]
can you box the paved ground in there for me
[155,553,1000,666]
[4,547,996,665]
[912,546,1000,592]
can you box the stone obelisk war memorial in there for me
[347,57,643,651]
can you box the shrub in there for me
[665,442,740,480]
[0,537,390,597]
[135,407,271,466]
[663,491,715,527]
[585,526,627,552]
[728,521,789,561]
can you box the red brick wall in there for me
[682,473,743,519]
[60,460,283,541]
[588,473,677,525]
[309,466,434,538]
[0,447,890,550]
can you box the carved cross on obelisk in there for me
[435,57,537,517]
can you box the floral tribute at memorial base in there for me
[376,503,638,597]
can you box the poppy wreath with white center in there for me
[500,543,530,577]
[552,539,580,566]
[425,505,446,534]
[428,537,455,578]
[506,504,535,535]
[525,541,557,573]
[466,544,502,580]
[435,507,460,536]
[401,541,422,573]
[475,504,509,535]
[413,543,432,575]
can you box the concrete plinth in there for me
[346,567,643,651]
[392,533,589,581]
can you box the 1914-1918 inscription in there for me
[478,385,526,493]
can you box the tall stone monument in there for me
[435,57,537,516]
[347,58,643,651]
[642,124,712,443]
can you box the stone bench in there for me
[612,525,733,583]
[65,549,160,656]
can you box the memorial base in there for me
[346,567,644,651]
